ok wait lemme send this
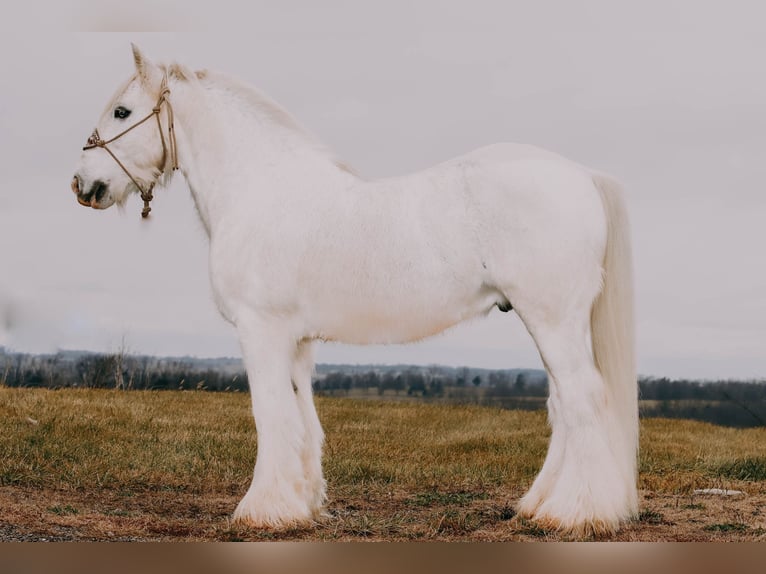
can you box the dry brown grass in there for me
[0,388,764,541]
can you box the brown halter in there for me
[83,76,179,218]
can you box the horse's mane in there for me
[192,68,357,176]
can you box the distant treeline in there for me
[1,349,765,427]
[638,376,766,427]
[0,350,245,392]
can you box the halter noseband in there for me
[83,76,179,218]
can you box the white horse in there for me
[72,45,638,536]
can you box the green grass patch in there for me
[408,491,487,507]
[430,509,482,535]
[515,517,552,538]
[638,509,665,524]
[495,504,517,521]
[103,509,132,517]
[715,457,766,481]
[47,504,79,516]
[704,523,749,533]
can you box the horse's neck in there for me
[171,76,355,235]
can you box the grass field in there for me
[1,387,764,541]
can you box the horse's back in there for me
[458,141,574,165]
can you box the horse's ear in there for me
[131,43,147,74]
[131,43,161,85]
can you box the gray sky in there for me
[1,2,765,379]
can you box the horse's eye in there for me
[114,106,132,120]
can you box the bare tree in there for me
[113,335,130,390]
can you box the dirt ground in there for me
[1,484,764,542]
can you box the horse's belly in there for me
[313,289,498,345]
[325,312,457,345]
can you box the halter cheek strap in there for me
[83,76,179,218]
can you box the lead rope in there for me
[83,75,179,218]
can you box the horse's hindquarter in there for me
[457,145,609,308]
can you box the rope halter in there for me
[82,75,179,218]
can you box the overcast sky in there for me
[1,1,765,379]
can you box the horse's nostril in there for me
[71,176,81,195]
[93,180,108,203]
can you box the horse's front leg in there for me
[232,320,315,528]
[292,341,327,517]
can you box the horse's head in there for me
[72,44,177,217]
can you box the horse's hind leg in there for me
[515,306,636,536]
[291,341,327,516]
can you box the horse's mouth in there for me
[72,177,109,209]
[76,195,109,210]
[77,195,99,209]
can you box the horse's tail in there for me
[590,171,639,513]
